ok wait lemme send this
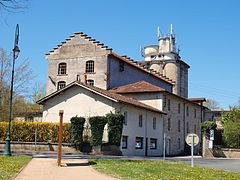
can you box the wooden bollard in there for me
[57,110,64,166]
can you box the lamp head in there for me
[13,46,20,59]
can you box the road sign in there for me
[185,133,199,147]
[185,133,199,168]
[210,129,214,141]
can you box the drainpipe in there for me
[183,103,186,152]
[145,110,148,156]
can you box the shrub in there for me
[0,121,71,142]
[201,120,217,136]
[222,108,240,148]
[70,116,85,150]
[106,113,124,146]
[89,116,107,146]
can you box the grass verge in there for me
[0,156,31,180]
[89,159,240,180]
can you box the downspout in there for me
[183,103,186,152]
[145,110,148,156]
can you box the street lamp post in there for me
[3,24,20,156]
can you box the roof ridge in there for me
[46,32,113,56]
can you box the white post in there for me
[191,136,194,167]
[163,133,166,160]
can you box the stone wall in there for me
[0,141,77,154]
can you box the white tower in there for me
[142,25,189,98]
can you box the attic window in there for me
[86,60,94,73]
[57,81,66,90]
[87,79,94,86]
[58,63,67,75]
[119,61,124,72]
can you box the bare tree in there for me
[0,48,33,121]
[203,99,220,110]
[0,0,27,13]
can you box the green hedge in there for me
[70,116,85,150]
[89,116,107,146]
[0,122,71,143]
[106,113,124,146]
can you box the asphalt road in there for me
[26,154,240,173]
[166,157,240,173]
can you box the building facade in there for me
[39,28,204,156]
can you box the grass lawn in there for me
[89,159,240,180]
[0,156,31,180]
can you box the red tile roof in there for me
[110,81,165,93]
[111,81,204,108]
[37,81,166,114]
[188,98,206,102]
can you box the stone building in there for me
[39,27,204,156]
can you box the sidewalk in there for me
[15,158,117,180]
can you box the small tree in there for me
[89,116,107,146]
[70,116,85,150]
[106,113,124,146]
[222,108,240,148]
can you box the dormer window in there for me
[86,60,94,73]
[87,79,94,86]
[57,81,66,90]
[58,63,67,75]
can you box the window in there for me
[163,95,167,107]
[86,60,94,73]
[153,117,156,129]
[194,124,197,133]
[168,99,171,111]
[186,106,189,117]
[150,138,157,149]
[87,79,94,86]
[167,118,171,131]
[119,61,124,71]
[194,109,197,118]
[186,122,189,133]
[57,81,66,90]
[178,138,181,149]
[135,137,143,149]
[178,120,181,132]
[139,115,143,127]
[178,103,181,113]
[58,63,67,75]
[123,112,127,125]
[122,136,128,149]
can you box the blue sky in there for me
[1,0,240,109]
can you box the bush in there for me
[106,113,124,146]
[89,116,107,146]
[0,121,71,142]
[222,108,240,148]
[70,116,85,150]
[201,120,217,135]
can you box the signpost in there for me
[210,129,214,141]
[185,133,199,167]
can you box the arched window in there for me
[86,79,94,86]
[58,63,67,75]
[57,81,66,90]
[85,60,94,73]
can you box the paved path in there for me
[15,158,117,180]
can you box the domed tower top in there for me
[142,25,190,98]
[143,24,180,61]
